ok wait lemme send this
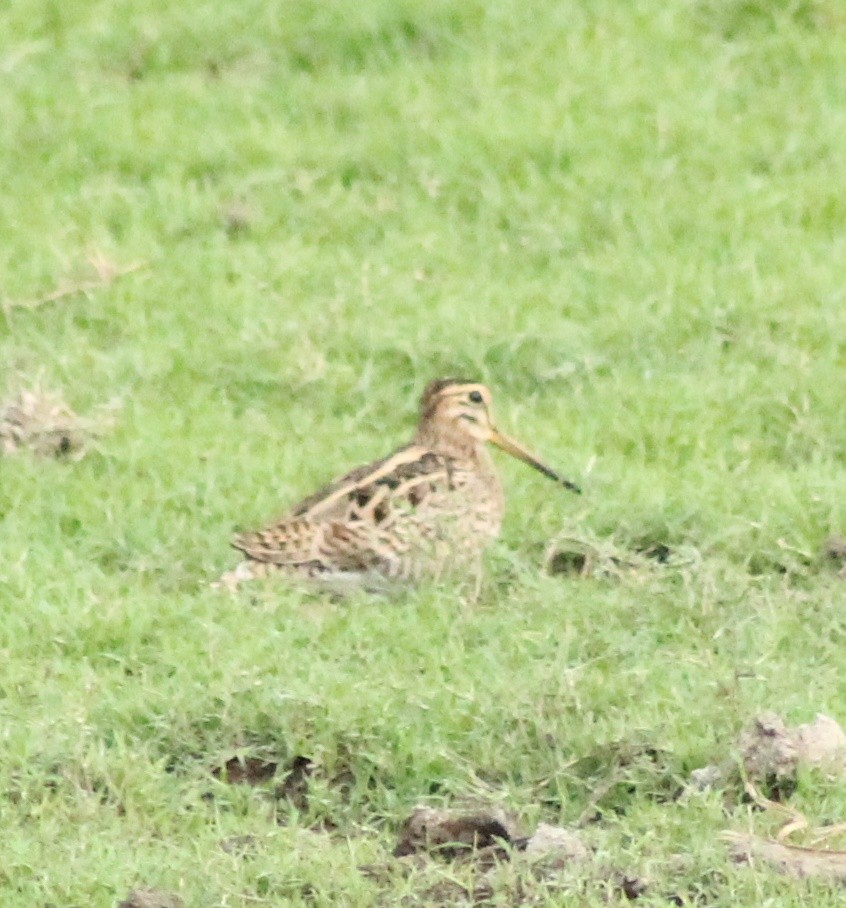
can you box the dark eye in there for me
[468,390,483,404]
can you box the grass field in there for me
[3,0,846,904]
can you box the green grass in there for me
[3,0,846,903]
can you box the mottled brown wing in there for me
[231,447,453,569]
[285,445,449,522]
[285,450,406,520]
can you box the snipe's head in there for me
[416,378,581,492]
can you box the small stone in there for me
[795,714,846,776]
[524,823,590,866]
[740,712,798,785]
[687,765,725,791]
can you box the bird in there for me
[219,378,580,593]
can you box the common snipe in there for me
[220,378,579,592]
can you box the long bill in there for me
[489,428,581,494]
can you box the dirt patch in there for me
[393,807,516,860]
[524,823,589,862]
[693,711,846,882]
[221,199,260,236]
[689,711,846,803]
[219,834,258,855]
[212,755,278,785]
[795,714,846,774]
[742,712,846,791]
[545,537,658,580]
[363,806,652,905]
[549,532,835,582]
[546,547,592,577]
[633,541,672,563]
[118,889,184,908]
[824,536,846,578]
[209,751,316,817]
[727,833,846,884]
[274,754,315,812]
[544,533,681,581]
[0,385,116,459]
[739,712,800,799]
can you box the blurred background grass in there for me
[2,0,846,904]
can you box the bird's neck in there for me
[414,422,485,462]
